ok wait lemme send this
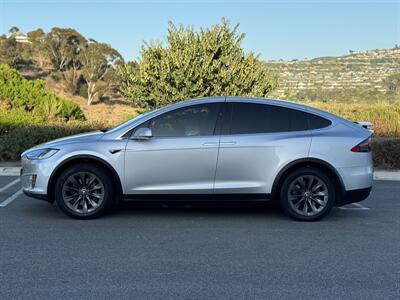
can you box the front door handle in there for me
[220,141,237,146]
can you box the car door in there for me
[124,101,223,195]
[214,99,312,195]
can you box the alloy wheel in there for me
[287,175,329,217]
[61,172,105,214]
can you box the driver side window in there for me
[136,103,221,137]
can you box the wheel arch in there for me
[271,158,345,204]
[47,155,123,203]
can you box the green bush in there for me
[50,70,64,82]
[0,64,85,120]
[0,121,107,161]
[78,83,88,98]
[0,109,42,135]
[120,20,276,109]
[372,138,400,169]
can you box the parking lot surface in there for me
[0,177,399,299]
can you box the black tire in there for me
[279,167,335,221]
[54,163,114,219]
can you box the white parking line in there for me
[351,203,370,210]
[0,178,20,193]
[0,189,23,207]
[338,203,370,210]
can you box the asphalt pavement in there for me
[0,176,399,299]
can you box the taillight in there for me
[351,138,371,153]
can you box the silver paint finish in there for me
[20,97,373,200]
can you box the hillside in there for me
[266,47,400,99]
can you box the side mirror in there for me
[131,127,152,140]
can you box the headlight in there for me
[25,148,59,160]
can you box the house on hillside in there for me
[8,31,30,43]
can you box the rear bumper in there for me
[336,186,372,206]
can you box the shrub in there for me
[50,70,64,82]
[78,83,88,98]
[0,108,42,135]
[0,64,85,120]
[372,138,400,169]
[0,120,108,161]
[120,20,276,109]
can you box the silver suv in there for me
[21,97,373,221]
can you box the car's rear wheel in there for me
[54,163,114,219]
[279,167,335,221]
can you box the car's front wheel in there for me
[279,167,335,221]
[54,163,114,219]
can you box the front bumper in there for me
[22,189,49,202]
[20,156,55,201]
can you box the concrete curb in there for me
[373,170,400,181]
[0,167,21,176]
[1,166,400,181]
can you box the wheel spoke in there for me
[309,200,319,212]
[89,185,102,192]
[294,197,305,208]
[72,195,82,208]
[302,200,309,214]
[79,173,86,185]
[311,182,323,192]
[298,177,306,189]
[90,193,101,199]
[82,198,88,213]
[310,196,324,206]
[87,175,96,188]
[306,176,314,190]
[64,186,79,193]
[63,194,78,203]
[69,175,81,188]
[86,196,98,208]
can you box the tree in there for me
[0,35,31,68]
[44,27,86,71]
[119,19,276,109]
[79,41,122,105]
[27,28,49,69]
[8,26,20,35]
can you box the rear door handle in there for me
[220,141,236,146]
[202,142,219,147]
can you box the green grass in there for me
[304,101,400,137]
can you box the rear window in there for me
[308,114,332,130]
[229,103,309,134]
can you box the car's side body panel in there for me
[214,131,311,194]
[124,135,220,194]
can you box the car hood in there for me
[23,131,105,154]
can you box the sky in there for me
[0,0,399,61]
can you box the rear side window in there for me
[229,103,309,134]
[308,114,332,130]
